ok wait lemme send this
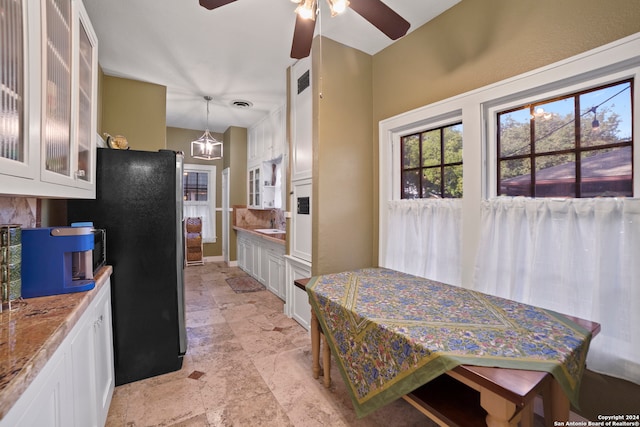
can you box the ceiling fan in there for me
[199,0,410,59]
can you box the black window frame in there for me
[400,122,463,199]
[496,78,634,198]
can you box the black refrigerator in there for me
[68,148,187,386]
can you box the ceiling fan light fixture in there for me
[327,0,349,16]
[191,96,223,160]
[295,0,317,20]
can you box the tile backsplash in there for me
[233,206,285,230]
[0,197,37,228]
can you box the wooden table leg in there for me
[322,333,331,387]
[480,387,518,427]
[310,308,320,379]
[519,402,534,427]
[548,379,570,426]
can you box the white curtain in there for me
[184,205,214,243]
[473,196,640,384]
[383,199,462,285]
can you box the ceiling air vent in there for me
[231,99,253,109]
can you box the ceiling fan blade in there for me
[290,14,317,59]
[348,0,410,40]
[199,0,237,10]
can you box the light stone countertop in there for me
[0,265,113,419]
[233,226,286,245]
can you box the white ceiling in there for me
[82,0,460,133]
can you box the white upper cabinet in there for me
[247,104,286,209]
[290,57,312,182]
[0,0,98,198]
[248,104,286,166]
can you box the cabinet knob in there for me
[75,169,86,179]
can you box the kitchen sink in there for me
[255,228,286,234]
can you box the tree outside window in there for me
[497,79,633,198]
[401,123,463,199]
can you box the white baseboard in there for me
[202,256,238,268]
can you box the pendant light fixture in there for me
[191,96,223,160]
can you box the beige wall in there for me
[311,38,373,275]
[101,76,167,151]
[369,0,640,418]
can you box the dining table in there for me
[295,268,600,427]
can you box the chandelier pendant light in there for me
[191,96,223,160]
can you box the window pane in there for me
[402,134,420,169]
[444,165,463,198]
[499,108,530,157]
[533,98,575,153]
[535,153,576,197]
[402,170,420,199]
[500,158,531,196]
[497,78,632,198]
[580,81,633,148]
[184,171,208,201]
[443,124,463,164]
[581,146,632,197]
[400,122,463,200]
[422,168,441,198]
[422,130,441,167]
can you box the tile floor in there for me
[105,262,437,427]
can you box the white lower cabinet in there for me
[237,231,285,300]
[267,250,285,299]
[70,280,115,427]
[93,285,115,425]
[1,279,114,427]
[237,235,248,271]
[2,350,73,427]
[284,255,312,330]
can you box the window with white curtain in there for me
[379,34,640,386]
[183,164,216,243]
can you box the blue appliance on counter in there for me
[21,226,96,298]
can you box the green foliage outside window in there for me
[401,123,463,198]
[498,79,633,197]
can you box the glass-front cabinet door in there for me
[41,0,96,190]
[0,0,97,197]
[75,5,96,184]
[254,167,260,207]
[43,0,73,179]
[1,0,24,164]
[249,169,255,206]
[0,0,36,180]
[248,166,263,208]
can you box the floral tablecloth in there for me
[306,268,593,418]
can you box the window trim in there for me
[183,163,216,243]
